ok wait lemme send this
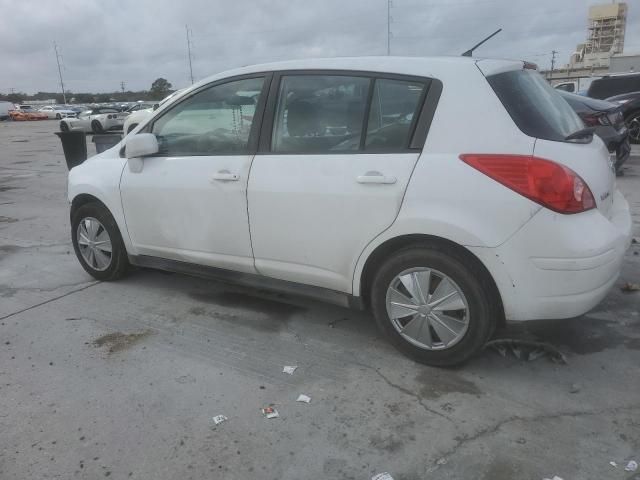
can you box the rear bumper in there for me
[469,190,632,321]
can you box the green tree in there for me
[149,78,172,100]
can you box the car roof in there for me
[192,56,523,88]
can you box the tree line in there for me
[0,78,173,105]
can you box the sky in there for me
[1,0,639,95]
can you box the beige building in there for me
[569,2,627,69]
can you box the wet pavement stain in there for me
[188,291,305,332]
[0,285,19,298]
[416,370,483,399]
[0,186,23,192]
[0,216,18,223]
[0,245,22,258]
[92,331,151,354]
[522,317,629,355]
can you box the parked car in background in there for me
[39,105,78,119]
[558,90,629,172]
[67,57,631,366]
[554,77,599,94]
[606,91,640,145]
[60,107,127,133]
[587,72,640,99]
[0,101,15,120]
[123,90,182,134]
[9,105,48,121]
[126,102,156,113]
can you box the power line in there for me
[186,25,195,84]
[53,41,66,104]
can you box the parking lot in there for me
[1,120,639,479]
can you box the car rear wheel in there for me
[56,113,61,120]
[91,120,104,134]
[626,111,640,144]
[59,121,69,132]
[71,202,129,281]
[370,246,496,366]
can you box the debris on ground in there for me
[436,458,447,466]
[262,407,279,419]
[371,473,394,480]
[484,339,567,364]
[610,461,618,468]
[543,476,564,480]
[283,365,297,375]
[569,383,581,394]
[92,331,151,354]
[296,394,311,403]
[626,460,638,472]
[211,415,227,426]
[621,282,640,292]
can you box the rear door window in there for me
[271,75,370,153]
[365,79,426,151]
[487,69,583,142]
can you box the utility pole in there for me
[120,81,126,94]
[387,0,393,55]
[186,24,195,84]
[53,41,67,104]
[550,50,558,79]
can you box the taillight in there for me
[581,112,610,127]
[459,154,596,214]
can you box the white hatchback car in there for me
[67,57,632,366]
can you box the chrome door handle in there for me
[356,171,397,184]
[211,171,239,182]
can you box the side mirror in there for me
[125,133,159,159]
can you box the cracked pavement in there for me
[1,121,639,479]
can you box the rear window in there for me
[487,69,583,143]
[587,75,640,99]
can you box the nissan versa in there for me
[67,57,632,366]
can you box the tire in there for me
[625,110,640,144]
[91,120,104,134]
[59,121,69,132]
[71,202,129,281]
[370,245,496,366]
[56,113,61,120]
[127,123,138,134]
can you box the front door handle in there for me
[211,170,239,182]
[356,171,397,184]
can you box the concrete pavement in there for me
[1,121,639,480]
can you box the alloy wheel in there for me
[628,114,640,143]
[386,267,469,350]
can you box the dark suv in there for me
[587,73,640,99]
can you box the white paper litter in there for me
[262,407,279,419]
[283,365,297,375]
[371,473,394,480]
[296,394,311,403]
[610,461,618,468]
[211,415,227,425]
[625,460,638,472]
[542,476,563,480]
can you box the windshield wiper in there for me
[565,127,595,141]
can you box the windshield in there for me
[487,69,584,142]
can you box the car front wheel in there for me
[370,245,496,366]
[71,202,129,281]
[91,120,104,134]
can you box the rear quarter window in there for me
[487,69,584,142]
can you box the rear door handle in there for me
[211,170,239,182]
[356,171,397,184]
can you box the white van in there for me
[0,101,16,120]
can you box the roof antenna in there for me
[461,28,502,57]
